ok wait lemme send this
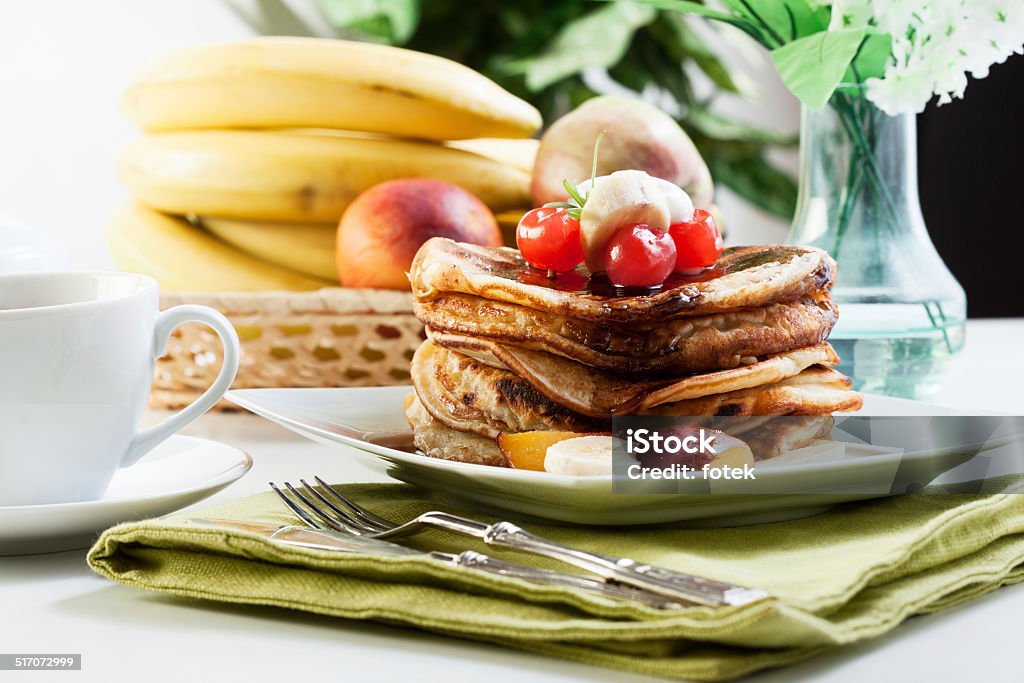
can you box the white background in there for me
[0,0,798,270]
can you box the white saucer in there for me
[0,435,252,556]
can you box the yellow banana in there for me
[447,138,539,175]
[123,37,541,140]
[109,203,332,291]
[201,216,338,282]
[119,130,532,221]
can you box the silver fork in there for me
[267,478,682,609]
[271,477,769,607]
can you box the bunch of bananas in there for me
[112,37,541,291]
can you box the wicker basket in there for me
[151,288,423,409]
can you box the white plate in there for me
[226,387,1002,526]
[0,436,251,555]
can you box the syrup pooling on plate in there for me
[411,239,834,323]
[503,242,797,301]
[516,264,726,298]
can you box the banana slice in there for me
[579,176,693,224]
[579,170,670,272]
[544,435,616,477]
[653,177,695,225]
[574,176,599,197]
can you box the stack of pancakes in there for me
[406,238,862,467]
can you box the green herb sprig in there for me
[542,129,605,221]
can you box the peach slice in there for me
[497,431,609,471]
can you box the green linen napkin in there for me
[88,485,1024,681]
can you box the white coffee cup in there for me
[0,271,240,506]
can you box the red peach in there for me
[532,96,714,209]
[337,178,501,289]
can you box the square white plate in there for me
[226,387,1006,526]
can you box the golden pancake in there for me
[411,340,600,438]
[429,334,840,417]
[416,290,837,376]
[641,366,863,417]
[410,238,835,324]
[404,237,859,470]
[404,393,505,467]
[666,416,835,460]
[406,352,855,466]
[409,338,858,449]
[407,391,834,468]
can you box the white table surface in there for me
[3,318,1024,683]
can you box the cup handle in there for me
[121,305,241,468]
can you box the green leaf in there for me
[721,0,827,44]
[508,3,657,91]
[686,107,797,145]
[770,27,866,109]
[649,13,738,93]
[307,0,798,221]
[709,154,798,219]
[844,30,892,83]
[319,0,420,44]
[593,0,741,24]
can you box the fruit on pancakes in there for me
[411,238,833,326]
[603,224,677,288]
[499,429,757,477]
[543,435,616,477]
[523,129,713,283]
[497,431,607,472]
[670,209,723,275]
[405,237,862,471]
[578,170,672,272]
[515,206,585,273]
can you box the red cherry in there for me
[604,224,677,288]
[515,207,585,272]
[669,209,723,274]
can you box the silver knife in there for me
[188,517,682,610]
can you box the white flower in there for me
[828,0,874,31]
[865,63,935,114]
[857,0,1024,114]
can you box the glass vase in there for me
[786,91,966,400]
